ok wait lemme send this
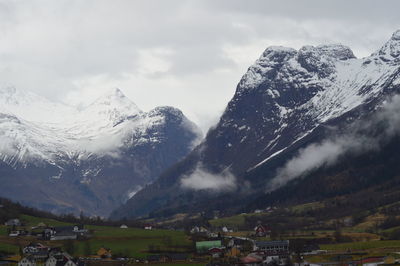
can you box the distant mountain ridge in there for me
[111,30,400,219]
[0,88,201,216]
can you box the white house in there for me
[144,224,152,230]
[120,224,128,229]
[5,218,21,226]
[18,257,36,266]
[45,253,77,266]
[9,230,20,237]
[64,260,77,266]
[45,256,57,266]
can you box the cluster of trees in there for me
[0,197,60,224]
[0,197,146,228]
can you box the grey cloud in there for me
[207,0,400,22]
[0,1,399,133]
[180,164,237,192]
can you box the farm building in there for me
[18,257,36,266]
[253,240,289,255]
[97,247,112,258]
[5,218,21,226]
[254,224,271,237]
[196,240,222,254]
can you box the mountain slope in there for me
[0,88,201,216]
[111,30,400,219]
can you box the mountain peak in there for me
[261,46,297,61]
[82,88,142,127]
[376,29,400,59]
[99,87,127,100]
[91,88,138,108]
[391,29,400,41]
[316,44,356,60]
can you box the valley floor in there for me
[3,198,400,265]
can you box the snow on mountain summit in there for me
[84,88,142,120]
[0,87,200,168]
[376,29,400,60]
[0,87,202,216]
[219,30,400,171]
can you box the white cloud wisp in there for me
[180,164,237,192]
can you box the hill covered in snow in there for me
[0,87,202,216]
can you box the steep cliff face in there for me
[0,88,201,216]
[111,30,400,219]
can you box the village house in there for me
[144,224,153,230]
[191,225,209,234]
[301,243,321,254]
[195,240,222,254]
[97,247,112,258]
[253,240,289,253]
[49,225,88,241]
[207,231,219,238]
[50,230,77,241]
[221,226,233,233]
[9,229,28,237]
[254,224,272,237]
[18,256,36,266]
[208,247,225,258]
[45,252,82,266]
[253,240,290,265]
[9,230,21,237]
[5,218,21,227]
[226,246,241,258]
[227,237,248,249]
[45,256,57,266]
[23,243,50,259]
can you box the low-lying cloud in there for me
[268,95,400,191]
[74,134,124,158]
[180,164,237,192]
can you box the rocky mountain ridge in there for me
[111,30,400,219]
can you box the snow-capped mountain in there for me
[0,88,201,216]
[111,30,400,219]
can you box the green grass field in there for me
[289,202,325,214]
[209,213,266,228]
[0,215,193,259]
[0,225,7,236]
[72,226,192,258]
[321,240,400,250]
[0,241,19,255]
[209,214,246,228]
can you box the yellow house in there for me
[227,247,241,257]
[384,256,395,264]
[97,247,112,258]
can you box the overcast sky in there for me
[0,0,399,132]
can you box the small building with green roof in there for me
[195,240,222,253]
